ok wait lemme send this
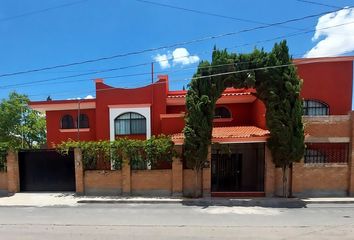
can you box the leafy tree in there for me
[184,41,304,197]
[0,92,46,150]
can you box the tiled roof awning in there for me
[171,126,270,145]
[166,88,257,105]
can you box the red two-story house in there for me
[27,56,354,197]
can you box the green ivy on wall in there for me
[57,135,176,170]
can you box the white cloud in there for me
[84,95,94,99]
[153,48,199,69]
[153,53,171,69]
[304,7,354,58]
[66,95,94,100]
[67,97,81,100]
[172,48,200,66]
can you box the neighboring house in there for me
[14,56,354,197]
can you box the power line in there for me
[0,51,303,90]
[0,0,89,23]
[2,18,353,90]
[27,58,343,99]
[135,0,304,31]
[5,51,304,90]
[0,6,351,78]
[295,0,343,9]
[0,62,151,89]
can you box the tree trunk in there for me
[193,168,201,198]
[282,165,289,198]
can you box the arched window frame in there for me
[303,99,329,116]
[114,112,147,136]
[78,114,89,128]
[61,114,75,129]
[214,106,232,120]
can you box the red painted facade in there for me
[295,57,353,115]
[29,57,354,147]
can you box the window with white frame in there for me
[114,112,146,135]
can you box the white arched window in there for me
[114,112,146,135]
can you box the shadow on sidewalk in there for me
[181,197,307,208]
[0,191,11,198]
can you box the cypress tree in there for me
[184,41,304,197]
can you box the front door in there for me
[211,153,242,192]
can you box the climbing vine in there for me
[57,135,176,170]
[184,41,305,197]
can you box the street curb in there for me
[303,201,354,204]
[77,200,183,204]
[77,198,309,208]
[77,198,354,207]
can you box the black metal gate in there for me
[211,153,243,192]
[211,143,265,193]
[19,150,75,191]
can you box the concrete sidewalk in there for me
[1,193,354,207]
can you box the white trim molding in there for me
[30,102,96,112]
[109,106,151,141]
[59,128,90,133]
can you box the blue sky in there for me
[0,0,354,101]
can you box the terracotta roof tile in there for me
[167,92,253,99]
[167,88,255,99]
[171,126,269,141]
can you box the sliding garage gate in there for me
[19,150,75,191]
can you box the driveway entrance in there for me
[19,150,75,192]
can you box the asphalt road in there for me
[0,203,353,239]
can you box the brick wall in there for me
[84,170,122,195]
[292,161,349,197]
[304,115,351,139]
[0,172,7,195]
[7,151,19,193]
[287,114,353,197]
[131,170,172,196]
[274,168,283,197]
[264,146,275,197]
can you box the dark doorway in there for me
[19,150,75,191]
[211,143,264,193]
[211,153,242,192]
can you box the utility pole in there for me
[77,99,81,141]
[151,62,154,84]
[20,103,27,149]
[21,105,24,149]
